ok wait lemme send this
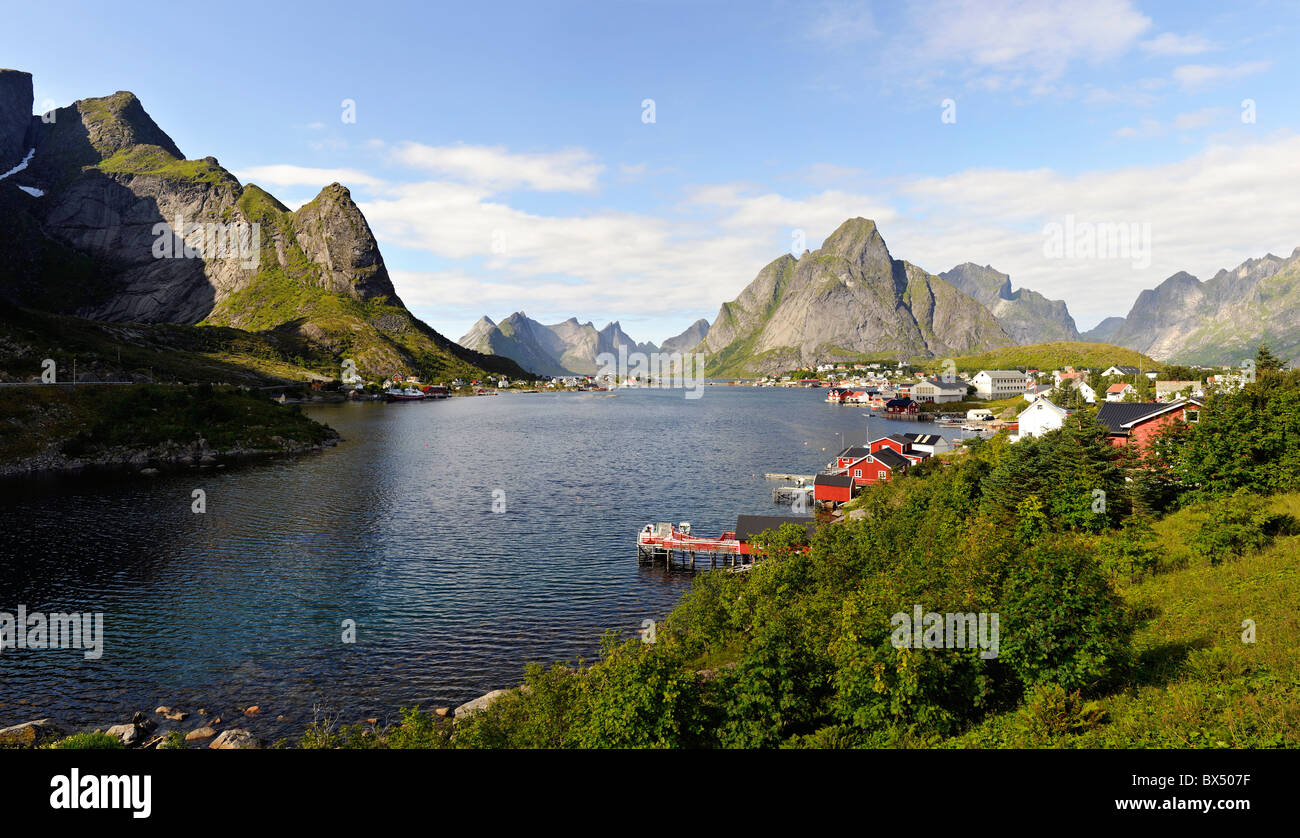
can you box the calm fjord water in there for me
[0,387,956,738]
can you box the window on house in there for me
[854,469,862,477]
[878,470,887,479]
[1186,410,1199,423]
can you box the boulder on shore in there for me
[453,689,510,719]
[185,726,217,742]
[0,719,62,748]
[209,728,261,749]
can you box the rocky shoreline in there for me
[0,688,514,750]
[0,434,340,482]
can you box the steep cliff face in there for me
[940,262,1079,344]
[0,69,33,171]
[701,218,1013,375]
[0,71,522,381]
[1103,250,1300,364]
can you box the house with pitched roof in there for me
[1095,398,1204,454]
[1016,395,1070,439]
[1105,382,1135,402]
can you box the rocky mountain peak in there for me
[292,182,401,303]
[819,217,888,263]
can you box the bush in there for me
[1188,490,1296,565]
[999,539,1132,693]
[1095,518,1160,583]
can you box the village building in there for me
[900,432,951,455]
[911,378,968,403]
[1155,380,1202,401]
[1095,398,1204,454]
[1016,396,1070,439]
[972,369,1028,399]
[1024,383,1053,401]
[1101,365,1140,378]
[883,397,918,416]
[1105,382,1135,401]
[813,472,855,506]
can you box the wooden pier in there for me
[771,485,813,506]
[637,516,815,572]
[764,472,814,481]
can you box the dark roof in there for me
[1095,402,1162,433]
[1095,399,1203,434]
[905,433,944,446]
[886,433,912,443]
[1110,365,1139,374]
[872,448,910,470]
[884,398,915,409]
[814,473,854,487]
[837,445,871,459]
[734,515,816,542]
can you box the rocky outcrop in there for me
[453,689,511,718]
[0,718,62,747]
[291,183,402,304]
[939,263,1079,344]
[209,728,261,749]
[0,69,33,172]
[701,218,1013,375]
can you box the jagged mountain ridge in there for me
[939,262,1079,344]
[0,68,524,382]
[458,312,662,376]
[1101,248,1300,364]
[700,218,1014,376]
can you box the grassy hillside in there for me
[949,494,1300,748]
[0,299,342,385]
[926,341,1161,373]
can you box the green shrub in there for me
[1189,490,1296,564]
[45,732,124,750]
[999,539,1132,693]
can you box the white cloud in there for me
[910,0,1151,86]
[1173,60,1271,89]
[1140,32,1217,56]
[890,134,1300,325]
[390,142,604,192]
[234,164,384,190]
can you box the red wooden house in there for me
[813,472,855,505]
[883,397,918,417]
[1095,398,1203,455]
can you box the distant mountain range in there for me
[0,68,524,383]
[1093,249,1300,365]
[458,313,665,376]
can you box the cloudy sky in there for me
[7,0,1300,342]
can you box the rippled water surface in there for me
[0,387,960,738]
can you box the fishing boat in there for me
[385,386,427,402]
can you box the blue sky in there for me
[5,0,1300,342]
